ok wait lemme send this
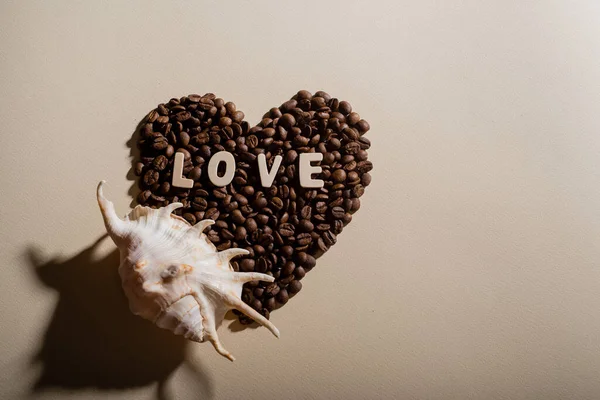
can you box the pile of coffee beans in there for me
[133,90,372,323]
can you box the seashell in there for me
[96,181,279,361]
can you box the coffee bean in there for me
[251,299,262,311]
[352,184,365,197]
[331,206,345,219]
[281,261,295,276]
[338,101,352,115]
[332,169,347,183]
[183,213,196,225]
[245,218,258,232]
[298,219,314,232]
[361,173,372,186]
[143,170,159,186]
[347,112,360,125]
[254,195,268,209]
[315,201,327,214]
[294,266,306,280]
[347,171,361,186]
[288,280,302,294]
[317,237,328,252]
[300,205,312,219]
[192,197,207,211]
[270,197,283,210]
[280,114,296,130]
[276,289,289,304]
[278,223,295,237]
[356,160,373,173]
[304,254,316,269]
[285,150,298,164]
[204,208,220,221]
[265,282,280,297]
[296,232,312,245]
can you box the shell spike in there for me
[226,295,280,338]
[219,248,250,263]
[96,181,129,242]
[161,202,184,216]
[208,335,235,362]
[234,272,275,284]
[191,219,215,235]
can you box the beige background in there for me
[2,1,600,399]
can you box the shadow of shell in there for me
[26,236,214,399]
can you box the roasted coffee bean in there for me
[323,231,337,246]
[192,197,207,211]
[288,280,302,294]
[362,173,372,186]
[204,208,220,220]
[356,160,373,173]
[152,155,168,171]
[281,245,294,257]
[254,195,268,209]
[282,261,295,276]
[270,197,283,210]
[331,206,345,219]
[152,136,169,151]
[296,233,312,246]
[352,184,365,197]
[254,257,267,273]
[294,266,306,280]
[280,113,296,130]
[253,287,265,298]
[176,148,191,161]
[231,209,245,224]
[245,218,258,232]
[256,213,269,225]
[278,223,295,237]
[240,258,255,272]
[299,219,314,232]
[347,171,361,186]
[143,170,159,186]
[356,119,370,134]
[265,282,280,297]
[188,166,202,180]
[264,297,276,311]
[250,298,262,311]
[315,201,327,214]
[317,237,328,252]
[300,205,312,219]
[183,213,196,225]
[332,169,347,183]
[276,289,289,304]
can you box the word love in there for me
[172,151,324,189]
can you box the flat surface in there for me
[2,1,600,399]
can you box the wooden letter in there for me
[207,151,236,187]
[257,154,283,187]
[299,153,324,188]
[172,152,194,188]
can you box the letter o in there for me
[207,151,236,187]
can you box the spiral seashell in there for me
[96,181,279,361]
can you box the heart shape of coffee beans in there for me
[133,90,372,323]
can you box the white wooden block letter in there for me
[208,151,236,187]
[299,153,324,188]
[257,154,283,187]
[171,152,194,189]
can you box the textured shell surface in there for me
[96,181,279,361]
